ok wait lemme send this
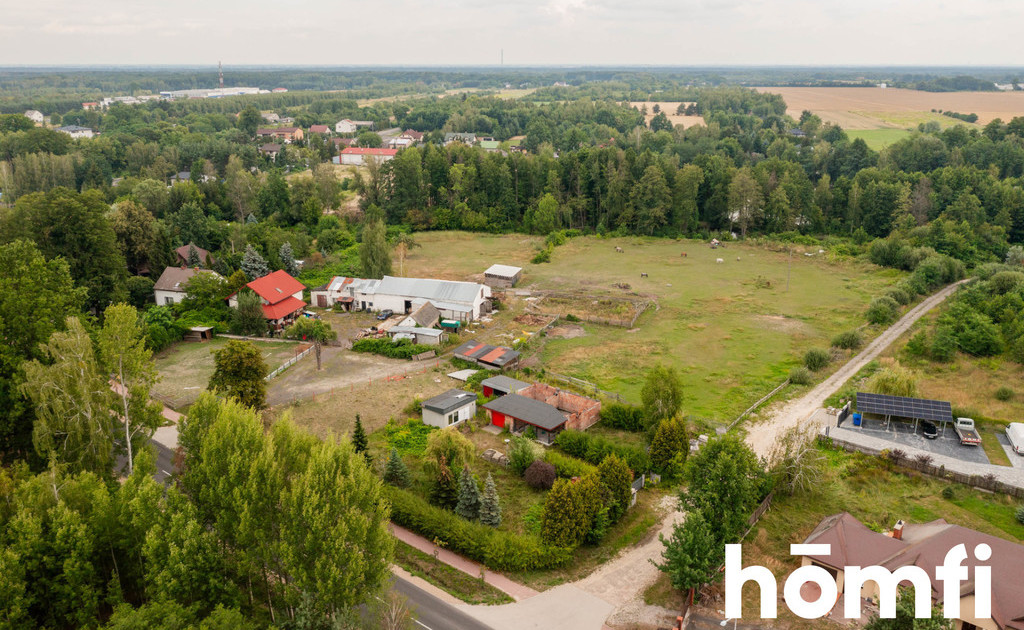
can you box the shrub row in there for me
[554,429,650,473]
[352,337,435,359]
[385,486,572,571]
[600,402,647,432]
[544,450,598,479]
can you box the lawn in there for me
[846,128,912,150]
[394,541,513,605]
[406,233,901,423]
[152,337,307,409]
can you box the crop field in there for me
[404,232,902,422]
[152,337,306,409]
[628,101,706,129]
[756,86,1024,131]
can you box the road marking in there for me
[161,469,170,476]
[376,594,433,630]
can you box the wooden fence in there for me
[265,346,314,381]
[525,292,651,328]
[546,371,624,402]
[727,379,790,431]
[820,434,1024,499]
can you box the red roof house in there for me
[309,124,330,134]
[229,270,307,329]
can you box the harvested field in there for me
[628,101,705,129]
[756,86,1024,129]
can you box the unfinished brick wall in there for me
[521,383,601,431]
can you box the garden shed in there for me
[483,264,522,289]
[422,389,477,428]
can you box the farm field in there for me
[404,232,903,422]
[756,86,1024,131]
[152,337,307,410]
[628,101,705,129]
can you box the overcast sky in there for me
[1,0,1020,66]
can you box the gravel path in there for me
[745,280,970,459]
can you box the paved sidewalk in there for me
[390,524,539,602]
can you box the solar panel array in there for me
[856,392,953,423]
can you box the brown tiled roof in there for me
[153,267,219,292]
[802,512,908,569]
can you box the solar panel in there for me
[856,392,953,423]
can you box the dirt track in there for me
[745,279,970,459]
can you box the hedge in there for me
[385,486,572,571]
[544,450,598,479]
[600,402,646,432]
[352,337,435,359]
[554,429,650,473]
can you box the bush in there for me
[904,331,929,357]
[508,436,536,476]
[601,402,647,432]
[352,337,434,359]
[531,247,552,264]
[941,485,955,500]
[867,363,918,398]
[866,296,900,325]
[554,429,651,473]
[788,367,813,385]
[524,460,556,490]
[831,330,863,350]
[384,419,436,455]
[804,348,830,371]
[1017,506,1024,526]
[384,486,572,571]
[886,286,912,305]
[931,327,958,362]
[545,450,598,479]
[995,386,1014,402]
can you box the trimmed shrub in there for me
[384,486,572,571]
[352,337,434,359]
[788,367,813,385]
[995,386,1014,402]
[866,296,900,325]
[831,330,863,350]
[524,460,556,490]
[554,429,651,473]
[601,402,647,432]
[804,348,830,371]
[545,450,598,479]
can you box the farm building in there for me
[373,276,492,321]
[174,242,214,267]
[397,302,440,329]
[422,389,477,428]
[480,375,529,398]
[57,125,94,139]
[483,384,600,444]
[385,326,448,346]
[483,264,522,288]
[153,267,223,306]
[228,270,307,331]
[309,276,380,309]
[334,147,398,166]
[452,341,520,370]
[799,512,1024,630]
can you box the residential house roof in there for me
[401,129,424,140]
[339,147,399,156]
[309,124,330,133]
[423,389,477,415]
[376,276,485,304]
[801,512,908,569]
[332,137,356,146]
[174,243,212,264]
[479,140,501,150]
[452,340,519,367]
[262,296,306,320]
[484,394,567,431]
[444,132,476,143]
[247,270,305,304]
[481,375,530,394]
[57,125,92,133]
[153,267,221,293]
[260,143,282,154]
[484,264,522,278]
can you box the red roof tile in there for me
[480,348,506,364]
[247,270,305,304]
[262,296,306,320]
[309,125,330,133]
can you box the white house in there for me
[309,276,380,310]
[421,389,477,428]
[24,110,44,125]
[334,147,398,166]
[153,267,224,306]
[56,125,94,139]
[335,119,357,133]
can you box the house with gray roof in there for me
[372,276,491,321]
[483,394,569,444]
[153,267,223,306]
[422,389,477,428]
[481,375,530,397]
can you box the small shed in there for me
[184,326,214,342]
[422,389,477,428]
[386,326,448,346]
[398,302,441,329]
[481,375,530,398]
[484,264,523,289]
[483,394,568,445]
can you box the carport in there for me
[855,392,953,434]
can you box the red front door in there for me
[490,410,505,428]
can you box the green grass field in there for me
[152,337,307,409]
[405,232,901,422]
[846,128,912,150]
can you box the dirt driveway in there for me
[745,279,970,459]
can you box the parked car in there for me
[1006,422,1024,455]
[376,309,394,320]
[921,420,939,439]
[953,417,982,446]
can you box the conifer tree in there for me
[455,467,481,520]
[479,473,502,527]
[187,244,202,267]
[352,415,368,455]
[240,244,269,280]
[430,457,458,510]
[279,241,299,276]
[649,416,689,476]
[383,448,411,488]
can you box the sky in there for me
[1,0,1020,67]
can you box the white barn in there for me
[372,276,491,322]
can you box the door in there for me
[404,300,412,313]
[490,410,505,428]
[317,294,327,308]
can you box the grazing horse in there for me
[680,252,687,258]
[640,272,648,278]
[716,258,724,264]
[614,246,624,253]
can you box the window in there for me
[448,412,458,425]
[164,296,174,305]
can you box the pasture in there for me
[845,128,912,151]
[756,86,1024,129]
[404,232,902,422]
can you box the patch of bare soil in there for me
[754,314,811,334]
[514,313,549,327]
[548,324,586,339]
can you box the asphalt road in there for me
[392,575,493,630]
[152,441,175,484]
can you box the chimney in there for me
[893,519,905,540]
